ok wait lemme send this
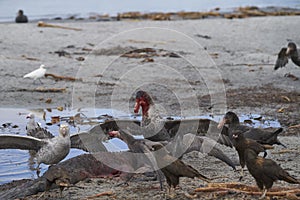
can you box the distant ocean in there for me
[0,0,300,22]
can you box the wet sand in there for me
[0,16,299,199]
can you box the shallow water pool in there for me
[0,107,281,185]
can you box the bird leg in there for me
[115,172,135,187]
[239,168,244,181]
[38,191,46,199]
[263,151,267,158]
[36,164,41,177]
[167,186,176,199]
[32,78,43,85]
[259,188,267,199]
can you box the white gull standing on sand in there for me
[23,64,46,84]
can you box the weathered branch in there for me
[15,88,66,93]
[195,182,300,198]
[37,21,82,31]
[271,149,299,155]
[289,124,300,129]
[84,191,114,199]
[45,73,82,82]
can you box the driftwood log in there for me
[15,87,66,93]
[37,21,82,31]
[45,73,82,82]
[195,182,300,199]
[85,191,114,199]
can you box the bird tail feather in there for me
[279,171,300,184]
[208,147,236,170]
[186,164,210,182]
[273,128,283,136]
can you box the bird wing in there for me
[274,48,289,70]
[70,131,108,152]
[243,127,284,147]
[165,118,211,136]
[92,119,141,134]
[23,68,44,78]
[262,158,299,184]
[27,127,55,139]
[138,140,165,189]
[183,134,236,170]
[261,158,282,180]
[0,134,45,151]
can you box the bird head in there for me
[151,143,164,151]
[232,130,243,140]
[218,111,239,129]
[108,130,121,139]
[59,124,70,137]
[287,42,297,55]
[40,64,45,68]
[134,90,153,117]
[18,10,24,15]
[26,113,34,119]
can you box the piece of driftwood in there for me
[195,182,300,198]
[45,73,82,82]
[37,21,82,31]
[289,124,300,129]
[21,55,40,61]
[271,149,299,155]
[16,88,66,93]
[85,191,114,199]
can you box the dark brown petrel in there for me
[244,148,300,199]
[231,129,273,179]
[274,42,300,70]
[151,143,210,198]
[218,111,286,147]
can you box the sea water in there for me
[0,0,299,22]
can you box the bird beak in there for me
[134,99,140,113]
[108,131,119,139]
[217,118,226,129]
[26,115,31,119]
[232,134,238,138]
[61,129,67,136]
[286,47,291,55]
[59,125,69,137]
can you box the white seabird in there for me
[0,124,70,176]
[24,113,109,151]
[0,123,109,175]
[26,113,38,133]
[23,64,46,84]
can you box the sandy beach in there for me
[0,15,300,199]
